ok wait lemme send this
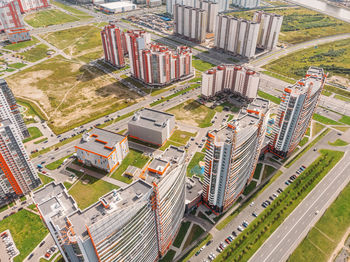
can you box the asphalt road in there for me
[249,150,350,262]
[191,130,346,262]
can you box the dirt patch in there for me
[329,75,350,88]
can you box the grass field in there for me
[184,224,205,247]
[41,24,103,59]
[159,129,196,151]
[229,7,350,44]
[52,1,93,19]
[257,90,280,104]
[216,150,344,262]
[334,94,350,102]
[312,122,325,137]
[253,163,263,179]
[289,183,350,262]
[299,137,309,147]
[167,99,215,128]
[192,57,216,72]
[173,221,191,248]
[38,173,54,188]
[23,126,43,143]
[110,149,149,184]
[187,152,205,179]
[261,165,276,181]
[0,210,48,262]
[6,55,141,134]
[313,114,341,125]
[339,115,350,125]
[45,154,73,170]
[179,234,212,262]
[328,139,348,147]
[264,38,350,82]
[24,9,79,28]
[19,44,50,62]
[243,181,257,195]
[3,37,39,51]
[159,249,176,262]
[69,174,119,210]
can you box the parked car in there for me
[252,212,258,217]
[39,241,45,247]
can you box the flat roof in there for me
[129,108,174,131]
[76,127,126,157]
[289,67,325,96]
[99,1,136,8]
[185,176,203,203]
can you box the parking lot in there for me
[0,230,19,261]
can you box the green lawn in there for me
[261,165,276,181]
[3,37,39,51]
[24,9,79,28]
[328,139,348,147]
[167,99,216,128]
[192,57,215,72]
[324,85,350,100]
[173,221,191,248]
[299,137,309,147]
[38,173,54,188]
[216,150,344,262]
[9,63,27,69]
[334,94,350,102]
[339,115,350,125]
[52,1,93,19]
[253,163,263,179]
[184,224,205,247]
[63,181,73,191]
[23,126,43,143]
[312,122,325,137]
[170,129,197,144]
[289,182,350,262]
[286,129,330,168]
[198,211,214,224]
[257,90,280,104]
[333,126,349,132]
[262,71,296,84]
[159,249,176,262]
[45,154,73,170]
[69,174,119,210]
[264,38,350,82]
[243,181,257,196]
[34,137,48,144]
[187,152,205,179]
[19,44,50,62]
[159,140,183,151]
[313,114,341,125]
[17,97,46,121]
[179,234,212,262]
[110,149,149,184]
[0,210,48,262]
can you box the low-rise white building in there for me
[96,1,136,14]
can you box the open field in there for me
[6,56,141,134]
[24,9,79,28]
[111,149,149,184]
[3,37,39,51]
[216,150,344,261]
[167,99,215,128]
[187,152,205,180]
[19,44,50,62]
[52,1,93,19]
[288,182,350,262]
[41,24,104,60]
[264,38,350,81]
[192,57,216,72]
[69,174,119,210]
[0,210,48,262]
[228,7,350,44]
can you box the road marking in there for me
[252,157,350,262]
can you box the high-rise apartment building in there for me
[138,44,193,86]
[214,14,260,58]
[232,0,260,8]
[269,67,327,158]
[200,0,218,33]
[101,22,127,68]
[17,0,50,13]
[253,11,283,50]
[0,0,30,43]
[0,79,29,139]
[201,64,259,100]
[0,119,40,200]
[174,4,207,43]
[202,98,269,212]
[34,145,186,262]
[167,0,227,14]
[125,30,151,79]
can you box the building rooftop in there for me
[185,176,203,204]
[76,127,126,158]
[288,67,325,96]
[98,1,136,9]
[129,108,174,131]
[145,146,186,184]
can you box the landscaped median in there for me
[45,154,73,170]
[214,149,344,262]
[257,90,280,105]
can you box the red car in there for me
[45,252,51,258]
